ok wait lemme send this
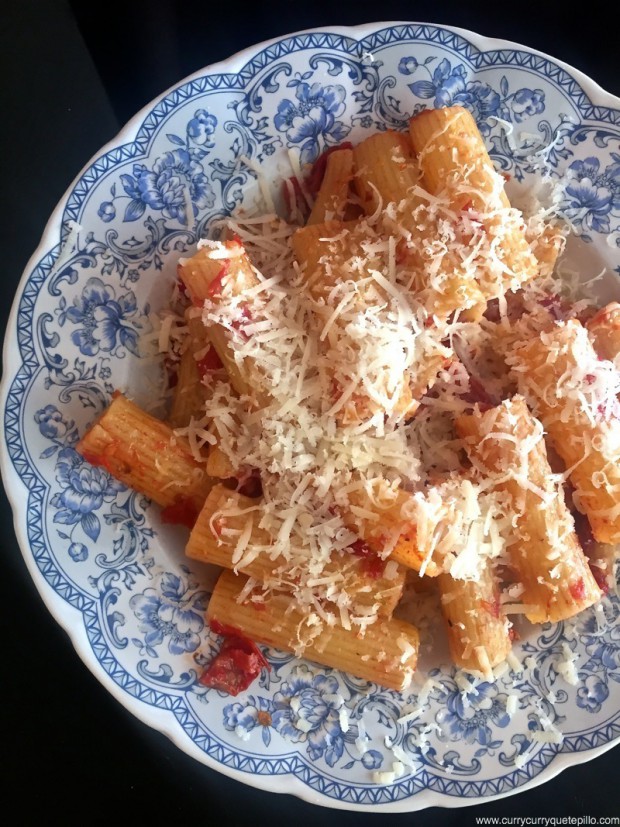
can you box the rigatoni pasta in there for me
[438,561,512,676]
[206,444,237,479]
[168,310,220,428]
[178,240,270,407]
[307,147,354,225]
[508,320,620,544]
[76,392,213,522]
[75,108,615,698]
[187,485,406,619]
[353,127,487,318]
[408,105,538,293]
[207,570,420,691]
[352,130,419,213]
[169,345,206,429]
[292,218,451,422]
[456,396,601,622]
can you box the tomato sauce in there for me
[460,376,497,411]
[481,594,501,619]
[199,619,270,695]
[230,303,252,340]
[175,271,189,298]
[569,578,586,601]
[196,346,224,376]
[81,443,131,476]
[589,565,609,596]
[348,539,386,579]
[160,497,198,529]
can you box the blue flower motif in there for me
[408,60,502,135]
[563,157,619,234]
[274,82,350,165]
[50,446,124,540]
[187,109,217,147]
[398,56,418,75]
[223,696,274,746]
[271,670,346,766]
[68,542,88,562]
[580,611,620,670]
[431,62,469,107]
[35,404,69,440]
[607,152,620,189]
[361,749,383,770]
[119,148,215,224]
[565,181,612,233]
[129,572,206,656]
[509,88,545,122]
[97,201,116,222]
[442,680,510,745]
[576,675,609,713]
[64,276,141,357]
[462,81,503,127]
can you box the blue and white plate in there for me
[2,22,619,812]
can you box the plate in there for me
[2,22,620,812]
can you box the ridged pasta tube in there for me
[77,392,213,520]
[509,321,620,544]
[456,396,602,621]
[187,485,406,619]
[207,569,419,691]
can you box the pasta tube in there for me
[206,444,237,479]
[207,570,419,691]
[346,474,511,582]
[527,222,566,280]
[409,106,508,209]
[169,347,205,429]
[352,130,419,213]
[292,219,361,299]
[178,241,269,406]
[307,147,354,225]
[456,396,601,621]
[408,105,538,293]
[345,488,442,577]
[438,561,511,675]
[509,320,620,543]
[187,485,406,618]
[352,130,486,318]
[76,392,213,520]
[169,310,228,429]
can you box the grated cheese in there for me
[158,134,620,774]
[555,642,580,686]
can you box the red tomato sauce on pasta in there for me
[199,620,270,695]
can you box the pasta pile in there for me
[77,106,620,694]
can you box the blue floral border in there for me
[4,23,620,808]
[60,25,620,232]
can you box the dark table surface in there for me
[2,2,618,823]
